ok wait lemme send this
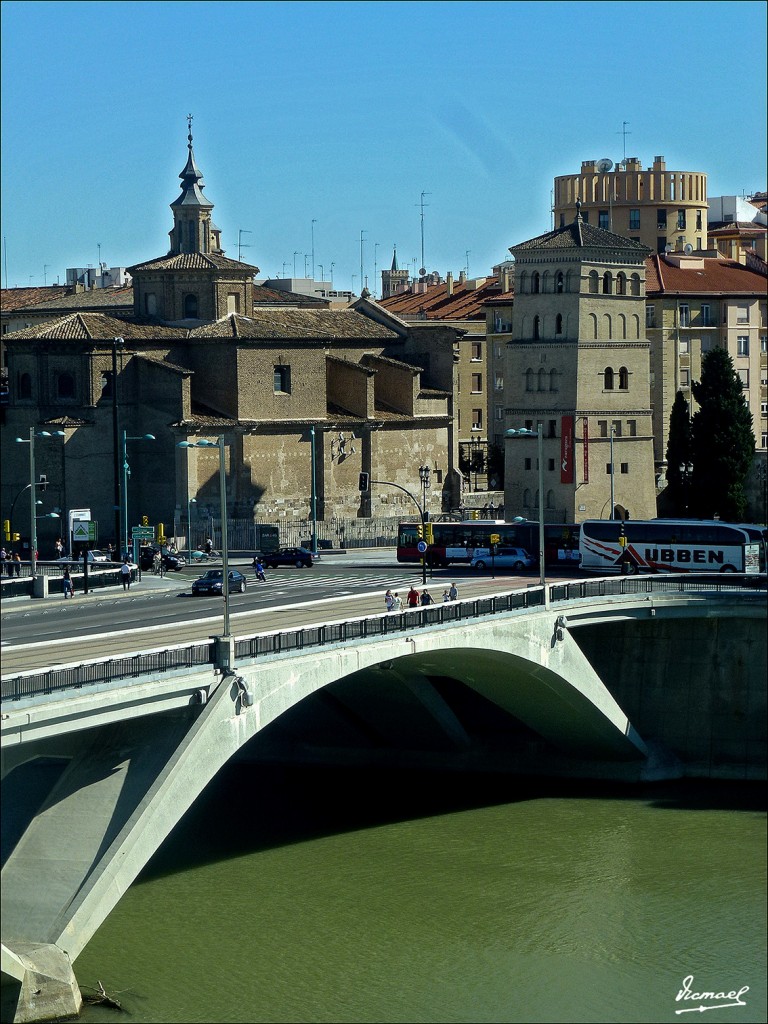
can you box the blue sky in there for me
[2,0,766,294]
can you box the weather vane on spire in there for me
[187,113,194,147]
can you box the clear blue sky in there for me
[2,0,766,294]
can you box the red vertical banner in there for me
[583,417,589,483]
[560,415,574,483]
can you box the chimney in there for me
[446,272,454,296]
[459,270,467,284]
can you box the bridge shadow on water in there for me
[137,762,766,885]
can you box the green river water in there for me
[73,766,766,1024]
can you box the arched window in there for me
[619,313,627,339]
[101,370,113,398]
[531,272,540,294]
[566,270,574,292]
[549,368,558,392]
[555,313,563,335]
[616,272,627,295]
[602,272,613,294]
[518,271,527,294]
[184,293,199,318]
[522,488,531,508]
[546,489,556,509]
[603,313,612,340]
[144,293,157,315]
[630,273,641,296]
[525,368,534,391]
[555,271,565,293]
[619,366,629,390]
[19,372,32,399]
[533,489,540,509]
[604,367,614,390]
[542,271,550,293]
[533,315,540,340]
[589,312,598,339]
[538,368,547,391]
[588,270,599,294]
[57,373,75,399]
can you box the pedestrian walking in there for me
[62,568,73,599]
[420,589,434,606]
[120,557,132,591]
[55,538,64,559]
[6,554,14,578]
[384,588,394,612]
[13,552,21,577]
[392,592,402,611]
[407,586,420,608]
[442,589,451,602]
[448,582,458,602]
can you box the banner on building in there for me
[583,417,589,483]
[560,415,574,483]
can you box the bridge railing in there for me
[2,574,763,703]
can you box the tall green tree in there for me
[690,348,754,520]
[665,391,693,516]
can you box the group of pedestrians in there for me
[0,548,22,577]
[385,582,458,612]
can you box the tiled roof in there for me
[253,285,329,307]
[377,275,511,321]
[645,254,768,295]
[189,310,399,340]
[5,312,183,341]
[512,217,650,253]
[20,286,134,313]
[1,286,72,312]
[129,253,259,273]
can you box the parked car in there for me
[57,549,110,565]
[470,547,535,571]
[262,547,314,569]
[191,569,248,595]
[139,546,186,572]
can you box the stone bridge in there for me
[1,577,765,1023]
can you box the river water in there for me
[74,765,766,1024]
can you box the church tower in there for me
[381,246,410,299]
[504,207,657,523]
[129,118,259,323]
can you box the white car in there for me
[470,546,535,571]
[57,549,111,564]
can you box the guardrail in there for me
[2,574,764,703]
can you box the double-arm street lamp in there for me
[178,437,231,640]
[505,424,547,606]
[15,428,65,576]
[187,496,197,556]
[122,431,155,558]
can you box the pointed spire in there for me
[391,245,399,271]
[171,114,213,210]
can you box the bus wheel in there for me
[474,560,486,570]
[720,564,737,573]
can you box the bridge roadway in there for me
[1,574,765,1024]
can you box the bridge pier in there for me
[1,941,81,1024]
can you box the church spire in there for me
[169,115,218,255]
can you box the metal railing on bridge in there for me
[2,574,763,703]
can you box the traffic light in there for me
[38,474,48,492]
[157,523,166,543]
[12,532,20,542]
[3,520,9,541]
[416,523,423,540]
[470,510,479,520]
[142,515,149,527]
[425,523,434,545]
[358,472,370,493]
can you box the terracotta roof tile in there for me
[645,254,767,294]
[20,286,134,312]
[378,275,510,321]
[1,286,72,312]
[189,310,398,340]
[5,312,184,341]
[129,253,259,273]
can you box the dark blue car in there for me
[191,569,247,595]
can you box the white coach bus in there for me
[579,519,761,575]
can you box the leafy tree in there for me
[690,348,754,520]
[664,391,692,515]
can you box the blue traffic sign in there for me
[417,540,428,553]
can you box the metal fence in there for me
[2,574,763,703]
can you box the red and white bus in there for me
[579,519,761,574]
[396,519,580,569]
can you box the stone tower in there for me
[504,207,657,523]
[129,118,259,323]
[381,246,410,299]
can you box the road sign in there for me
[417,540,427,554]
[132,526,155,540]
[72,520,96,542]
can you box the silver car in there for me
[470,546,535,571]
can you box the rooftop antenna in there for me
[373,242,380,298]
[293,251,300,277]
[238,229,252,262]
[311,219,317,280]
[597,159,615,230]
[360,229,366,293]
[616,121,631,163]
[3,236,7,290]
[44,264,50,285]
[465,250,471,275]
[416,191,431,276]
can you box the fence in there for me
[2,574,762,703]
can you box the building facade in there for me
[504,211,657,524]
[554,155,708,254]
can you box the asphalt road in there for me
[0,552,576,676]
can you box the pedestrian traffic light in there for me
[425,523,434,545]
[12,532,20,542]
[358,472,369,492]
[416,523,423,540]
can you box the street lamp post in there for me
[122,431,155,558]
[505,424,547,606]
[178,438,231,642]
[15,428,65,577]
[310,425,317,557]
[679,461,693,516]
[112,337,124,551]
[187,496,197,556]
[419,465,430,586]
